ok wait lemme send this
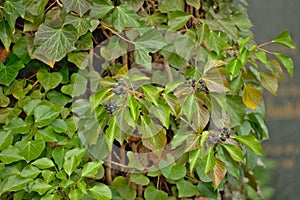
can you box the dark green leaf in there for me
[0,21,12,51]
[12,35,31,63]
[4,0,25,17]
[63,148,86,176]
[61,0,91,17]
[33,24,77,63]
[158,0,184,12]
[0,54,25,86]
[197,182,218,199]
[186,0,201,9]
[65,15,90,36]
[206,30,227,54]
[52,147,67,169]
[37,69,63,91]
[46,90,72,106]
[144,186,168,200]
[272,30,295,49]
[234,135,263,156]
[68,51,89,69]
[183,95,197,122]
[4,117,30,133]
[151,104,170,128]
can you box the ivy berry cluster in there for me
[112,78,126,95]
[220,127,231,142]
[184,76,207,92]
[104,100,117,114]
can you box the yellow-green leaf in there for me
[242,84,262,110]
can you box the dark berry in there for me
[201,87,206,91]
[191,83,196,87]
[192,79,196,83]
[185,76,190,80]
[220,134,226,142]
[199,80,204,84]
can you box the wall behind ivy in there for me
[248,1,300,199]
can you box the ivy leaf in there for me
[159,160,186,181]
[221,144,244,162]
[127,95,140,122]
[127,151,144,171]
[90,0,114,18]
[260,72,278,95]
[69,189,84,200]
[65,15,91,36]
[67,51,89,69]
[88,183,112,200]
[134,49,152,71]
[206,30,227,55]
[0,131,13,151]
[144,186,168,200]
[135,28,166,51]
[0,21,12,51]
[34,105,60,127]
[16,140,45,161]
[130,173,150,186]
[183,95,197,122]
[33,24,77,64]
[81,161,103,178]
[227,59,242,75]
[4,0,25,17]
[20,165,41,179]
[23,0,48,16]
[209,158,227,189]
[174,34,195,61]
[29,179,52,195]
[151,104,170,128]
[61,73,87,97]
[106,116,119,151]
[142,84,162,105]
[189,148,201,175]
[0,145,24,164]
[32,158,55,169]
[111,4,140,32]
[272,30,295,49]
[275,53,294,78]
[176,179,199,197]
[63,148,86,176]
[158,0,184,12]
[0,54,25,86]
[61,0,91,17]
[4,117,30,133]
[234,135,263,156]
[101,36,128,61]
[37,69,63,91]
[168,11,191,30]
[242,84,262,110]
[112,176,136,200]
[202,147,215,174]
[1,175,31,193]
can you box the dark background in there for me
[248,1,300,199]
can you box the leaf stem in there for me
[257,40,273,48]
[101,22,134,44]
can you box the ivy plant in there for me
[0,0,295,199]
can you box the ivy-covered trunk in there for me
[0,0,295,199]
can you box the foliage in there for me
[0,0,295,199]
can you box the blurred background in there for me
[248,1,300,199]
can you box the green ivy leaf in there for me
[69,189,84,200]
[88,183,112,200]
[1,175,31,193]
[0,54,25,86]
[90,0,114,18]
[20,165,41,179]
[16,140,45,161]
[111,4,140,32]
[158,0,184,12]
[23,0,48,16]
[275,53,294,78]
[33,24,77,63]
[127,95,140,122]
[81,161,103,178]
[52,147,67,170]
[46,90,72,106]
[61,73,87,97]
[4,0,25,17]
[34,105,60,127]
[151,104,170,128]
[127,151,144,171]
[227,59,242,75]
[0,145,24,164]
[29,179,52,195]
[183,95,197,122]
[220,144,244,162]
[100,36,128,61]
[61,0,91,17]
[12,35,31,64]
[112,176,136,200]
[234,135,263,156]
[134,49,152,71]
[168,11,191,30]
[130,173,150,186]
[272,30,295,49]
[202,147,215,174]
[0,131,13,151]
[206,30,227,55]
[65,15,91,37]
[144,186,168,200]
[159,160,186,180]
[51,119,69,133]
[0,21,12,51]
[106,116,119,151]
[176,179,199,197]
[63,148,86,176]
[4,117,30,133]
[37,69,63,91]
[142,84,162,105]
[67,51,89,69]
[75,32,93,51]
[197,182,218,199]
[32,158,55,169]
[189,148,201,175]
